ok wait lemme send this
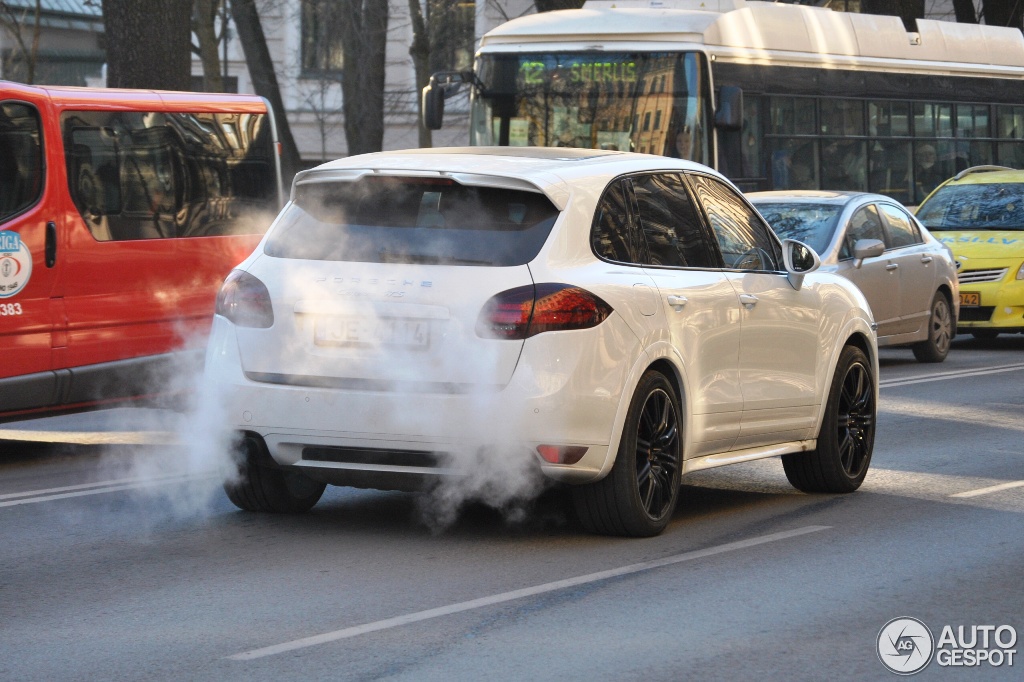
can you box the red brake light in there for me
[215,270,274,328]
[476,284,612,339]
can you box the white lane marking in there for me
[0,472,217,508]
[880,363,1024,388]
[951,480,1024,499]
[228,525,830,661]
[0,472,199,501]
[0,429,178,445]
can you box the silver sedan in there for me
[749,191,959,363]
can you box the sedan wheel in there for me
[911,292,953,363]
[783,345,875,493]
[573,369,682,537]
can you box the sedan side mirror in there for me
[852,238,885,269]
[781,239,821,290]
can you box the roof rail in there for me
[953,165,1015,181]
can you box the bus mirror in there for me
[715,86,743,131]
[422,84,444,131]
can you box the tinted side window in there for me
[632,173,716,268]
[591,180,637,263]
[840,204,885,259]
[0,102,44,224]
[878,203,921,249]
[62,110,277,241]
[691,174,780,271]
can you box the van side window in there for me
[0,102,44,224]
[62,110,277,241]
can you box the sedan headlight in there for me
[1017,261,1024,280]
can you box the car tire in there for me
[971,330,999,340]
[783,345,875,494]
[224,441,326,513]
[572,369,682,537]
[911,292,953,363]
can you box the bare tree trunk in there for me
[952,0,978,22]
[983,0,1024,29]
[230,0,303,181]
[339,0,389,156]
[408,0,432,148]
[861,0,924,32]
[0,0,42,84]
[193,0,224,92]
[102,0,193,90]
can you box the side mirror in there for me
[422,84,444,131]
[852,238,885,269]
[714,85,743,131]
[781,239,821,290]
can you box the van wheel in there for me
[911,292,952,363]
[573,370,682,537]
[224,445,325,513]
[783,345,875,493]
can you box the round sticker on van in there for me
[0,230,32,299]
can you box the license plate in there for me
[960,292,981,307]
[314,317,430,349]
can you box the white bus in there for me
[423,0,1024,204]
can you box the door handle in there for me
[920,255,933,264]
[739,294,758,307]
[886,263,899,271]
[666,295,688,309]
[45,221,57,268]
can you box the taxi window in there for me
[0,102,44,224]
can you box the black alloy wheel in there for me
[634,386,680,520]
[783,345,876,493]
[573,369,682,537]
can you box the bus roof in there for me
[0,80,269,113]
[480,0,1024,76]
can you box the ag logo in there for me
[878,617,934,675]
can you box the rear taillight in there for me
[215,270,274,328]
[476,283,612,339]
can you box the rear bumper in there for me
[205,314,638,487]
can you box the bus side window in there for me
[0,102,44,224]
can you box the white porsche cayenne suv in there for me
[207,148,878,537]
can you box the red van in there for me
[0,82,283,420]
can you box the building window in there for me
[302,0,345,74]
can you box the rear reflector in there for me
[537,445,589,465]
[476,283,612,339]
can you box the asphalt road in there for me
[1,335,1022,681]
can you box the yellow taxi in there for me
[916,167,1024,338]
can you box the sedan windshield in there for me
[916,183,1024,231]
[750,202,841,255]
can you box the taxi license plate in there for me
[960,292,981,307]
[314,317,430,349]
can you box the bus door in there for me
[0,95,68,412]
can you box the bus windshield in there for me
[471,52,710,164]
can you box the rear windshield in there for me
[264,176,559,265]
[751,202,841,255]
[917,183,1024,231]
